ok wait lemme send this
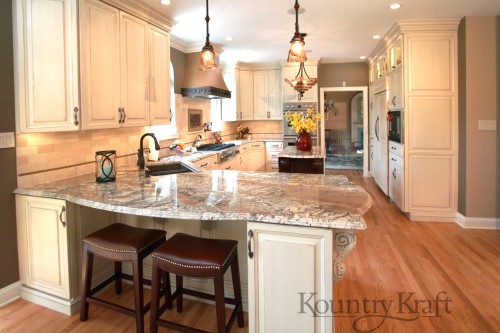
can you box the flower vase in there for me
[296,130,312,151]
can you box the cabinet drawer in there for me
[193,155,215,169]
[265,141,283,150]
[249,142,265,150]
[267,150,281,161]
[388,141,404,157]
[389,152,404,170]
[266,163,279,172]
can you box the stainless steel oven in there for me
[282,102,318,146]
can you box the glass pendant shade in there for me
[200,0,217,71]
[287,35,307,62]
[200,43,217,71]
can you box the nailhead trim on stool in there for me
[149,233,245,333]
[80,223,166,333]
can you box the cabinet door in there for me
[240,71,254,120]
[149,26,171,125]
[247,144,266,171]
[253,71,268,120]
[282,66,299,102]
[300,66,318,102]
[16,196,70,299]
[119,12,149,127]
[80,0,121,129]
[388,66,403,110]
[14,0,80,133]
[267,70,282,119]
[389,166,404,209]
[247,222,333,333]
[237,152,249,171]
[378,140,388,195]
[221,68,239,121]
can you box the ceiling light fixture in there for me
[373,35,381,39]
[200,0,217,71]
[360,56,366,60]
[389,3,401,9]
[160,0,171,5]
[285,62,318,101]
[287,0,307,62]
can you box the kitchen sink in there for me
[145,162,193,177]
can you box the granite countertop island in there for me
[15,169,371,230]
[279,145,326,158]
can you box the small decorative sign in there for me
[188,109,203,133]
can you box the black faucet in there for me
[138,133,161,170]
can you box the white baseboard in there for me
[18,286,79,315]
[456,213,500,229]
[0,281,21,308]
[409,213,457,223]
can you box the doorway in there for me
[320,87,369,177]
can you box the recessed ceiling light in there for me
[360,56,366,60]
[161,0,171,5]
[373,35,381,39]
[226,36,233,41]
[390,3,401,10]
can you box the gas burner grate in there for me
[197,143,236,151]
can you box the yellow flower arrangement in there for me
[285,108,321,133]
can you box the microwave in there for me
[387,111,403,143]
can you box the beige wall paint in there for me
[318,62,369,88]
[459,16,499,218]
[170,48,185,94]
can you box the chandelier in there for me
[200,0,217,71]
[285,0,318,100]
[285,62,318,100]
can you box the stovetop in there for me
[197,143,236,151]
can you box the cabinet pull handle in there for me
[170,108,173,122]
[391,158,397,161]
[225,166,231,170]
[392,96,396,106]
[118,108,123,124]
[247,229,254,259]
[370,102,373,110]
[391,147,396,150]
[240,112,242,119]
[371,151,373,158]
[73,107,79,126]
[59,206,66,228]
[392,169,396,179]
[200,162,208,167]
[122,108,126,123]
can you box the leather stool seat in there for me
[150,233,244,333]
[80,223,166,333]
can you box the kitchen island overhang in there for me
[14,169,372,332]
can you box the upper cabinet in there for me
[253,70,282,120]
[80,0,171,130]
[14,0,173,133]
[282,63,318,103]
[13,0,80,133]
[221,66,240,121]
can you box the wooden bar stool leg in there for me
[176,275,183,312]
[214,274,227,333]
[114,261,122,294]
[80,245,94,322]
[231,255,244,327]
[149,260,161,333]
[132,257,145,333]
[162,271,172,309]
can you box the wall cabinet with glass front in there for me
[13,0,80,133]
[80,0,171,130]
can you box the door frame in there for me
[320,86,369,177]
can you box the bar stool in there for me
[80,223,167,333]
[149,233,244,333]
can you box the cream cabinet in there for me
[247,222,332,333]
[369,82,388,195]
[192,154,216,170]
[239,71,254,121]
[215,157,238,171]
[282,64,318,103]
[389,141,405,210]
[80,0,171,129]
[16,196,72,300]
[253,70,282,120]
[387,66,403,110]
[221,66,240,121]
[247,142,266,171]
[265,141,283,172]
[13,0,80,133]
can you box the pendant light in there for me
[284,62,318,100]
[287,0,307,63]
[200,0,217,71]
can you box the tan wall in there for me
[458,16,499,218]
[170,48,186,94]
[17,95,235,187]
[318,62,369,88]
[0,0,20,288]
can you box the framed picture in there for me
[188,109,203,133]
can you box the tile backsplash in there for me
[16,94,283,187]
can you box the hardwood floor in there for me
[1,171,499,333]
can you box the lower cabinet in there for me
[247,142,266,172]
[278,157,324,174]
[16,196,73,300]
[247,222,333,333]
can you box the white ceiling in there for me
[139,0,500,64]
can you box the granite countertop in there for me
[14,169,371,230]
[279,146,326,159]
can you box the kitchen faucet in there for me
[138,133,161,170]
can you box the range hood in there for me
[181,53,231,99]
